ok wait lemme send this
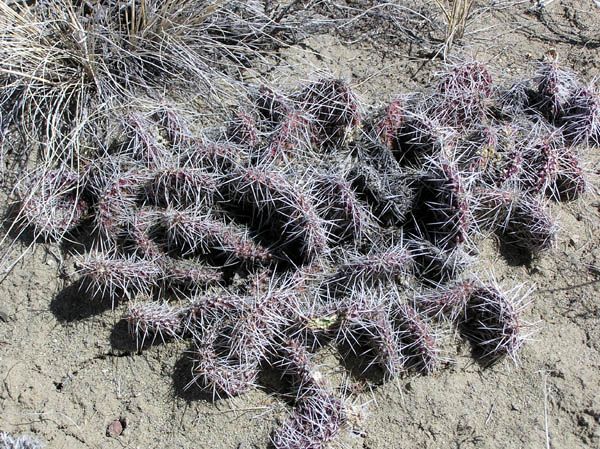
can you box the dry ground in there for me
[1,1,599,448]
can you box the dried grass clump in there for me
[0,0,320,168]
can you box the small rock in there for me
[568,235,580,247]
[0,309,9,322]
[106,418,125,437]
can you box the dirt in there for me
[1,1,600,448]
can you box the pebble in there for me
[106,419,124,437]
[569,235,580,247]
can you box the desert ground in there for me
[1,1,599,448]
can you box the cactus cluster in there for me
[11,58,595,448]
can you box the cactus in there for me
[9,56,594,449]
[431,60,494,128]
[461,283,531,362]
[562,82,600,147]
[296,77,361,146]
[190,324,259,399]
[224,165,328,262]
[334,244,414,287]
[414,158,474,248]
[272,386,347,449]
[500,193,558,256]
[146,166,220,208]
[16,167,87,241]
[125,300,184,348]
[532,59,580,122]
[76,251,162,301]
[159,207,272,264]
[349,161,415,226]
[313,171,374,242]
[226,110,260,148]
[394,302,440,374]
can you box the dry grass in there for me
[433,0,476,57]
[0,0,316,169]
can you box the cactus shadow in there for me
[496,236,533,267]
[458,327,506,369]
[466,343,504,369]
[109,318,175,353]
[257,365,298,407]
[336,344,387,387]
[50,279,115,322]
[58,221,101,257]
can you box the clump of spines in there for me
[417,279,476,322]
[156,104,193,147]
[495,80,534,116]
[414,158,474,249]
[226,110,259,148]
[457,124,500,172]
[285,298,340,352]
[122,113,172,167]
[224,165,328,262]
[190,323,259,399]
[184,294,247,331]
[554,149,586,201]
[226,291,290,365]
[255,85,293,125]
[393,112,454,165]
[161,258,223,292]
[431,60,494,128]
[159,207,272,265]
[499,193,558,256]
[295,77,361,146]
[394,302,440,374]
[409,238,471,284]
[562,81,600,147]
[184,140,248,173]
[16,167,88,241]
[263,110,317,162]
[519,124,563,198]
[125,300,184,348]
[375,95,409,151]
[462,283,530,362]
[273,338,324,392]
[349,160,415,226]
[333,244,414,287]
[272,386,347,449]
[146,166,220,208]
[0,432,44,449]
[335,292,405,379]
[76,251,163,301]
[313,171,373,242]
[418,280,530,363]
[532,59,579,122]
[473,188,557,255]
[124,207,163,258]
[482,123,525,188]
[87,161,150,241]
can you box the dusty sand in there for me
[1,1,599,448]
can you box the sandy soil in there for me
[1,1,599,448]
